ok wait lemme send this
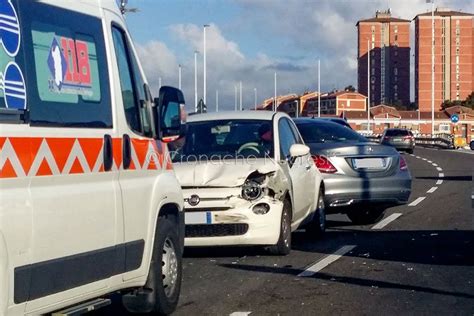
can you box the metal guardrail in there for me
[363,133,455,149]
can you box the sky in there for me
[124,0,472,112]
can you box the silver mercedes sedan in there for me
[294,118,412,225]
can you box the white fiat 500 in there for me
[171,111,325,255]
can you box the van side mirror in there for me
[153,86,185,142]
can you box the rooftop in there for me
[415,8,473,18]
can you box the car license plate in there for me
[353,158,386,169]
[185,212,212,224]
[394,138,402,142]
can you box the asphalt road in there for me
[99,147,474,315]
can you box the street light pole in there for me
[194,51,198,112]
[239,81,242,111]
[430,0,435,135]
[234,85,237,111]
[274,72,277,112]
[203,24,210,106]
[178,64,182,90]
[318,59,321,117]
[367,40,371,132]
[254,88,257,110]
[158,77,162,90]
[216,90,219,112]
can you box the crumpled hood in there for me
[174,159,279,187]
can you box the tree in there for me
[344,85,356,92]
[463,91,474,109]
[441,92,474,110]
[196,98,207,113]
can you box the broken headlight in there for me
[241,180,263,201]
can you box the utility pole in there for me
[178,64,182,90]
[430,0,435,135]
[254,88,257,110]
[318,59,321,117]
[234,85,237,111]
[274,72,277,112]
[203,24,210,106]
[367,40,371,132]
[239,81,242,111]
[216,90,219,112]
[194,51,198,112]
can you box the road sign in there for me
[450,114,459,123]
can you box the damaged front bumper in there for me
[182,187,283,247]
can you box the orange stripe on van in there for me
[0,137,172,179]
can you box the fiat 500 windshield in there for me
[172,119,274,160]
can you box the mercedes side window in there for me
[279,118,297,161]
[112,26,152,136]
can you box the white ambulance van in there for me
[0,0,185,315]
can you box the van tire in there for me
[122,217,182,315]
[267,199,291,256]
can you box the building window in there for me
[394,68,398,75]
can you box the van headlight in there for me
[241,180,263,201]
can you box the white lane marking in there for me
[436,167,443,171]
[439,173,445,178]
[427,160,432,163]
[432,163,438,167]
[298,245,356,277]
[230,312,251,316]
[436,179,443,185]
[372,213,402,230]
[422,158,427,161]
[427,187,438,193]
[410,154,415,157]
[415,156,421,159]
[409,197,426,206]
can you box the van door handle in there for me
[305,165,312,171]
[123,134,131,170]
[103,134,113,172]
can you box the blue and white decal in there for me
[2,61,26,109]
[0,0,20,57]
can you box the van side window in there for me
[112,27,152,137]
[19,1,112,127]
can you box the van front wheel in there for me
[122,217,182,315]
